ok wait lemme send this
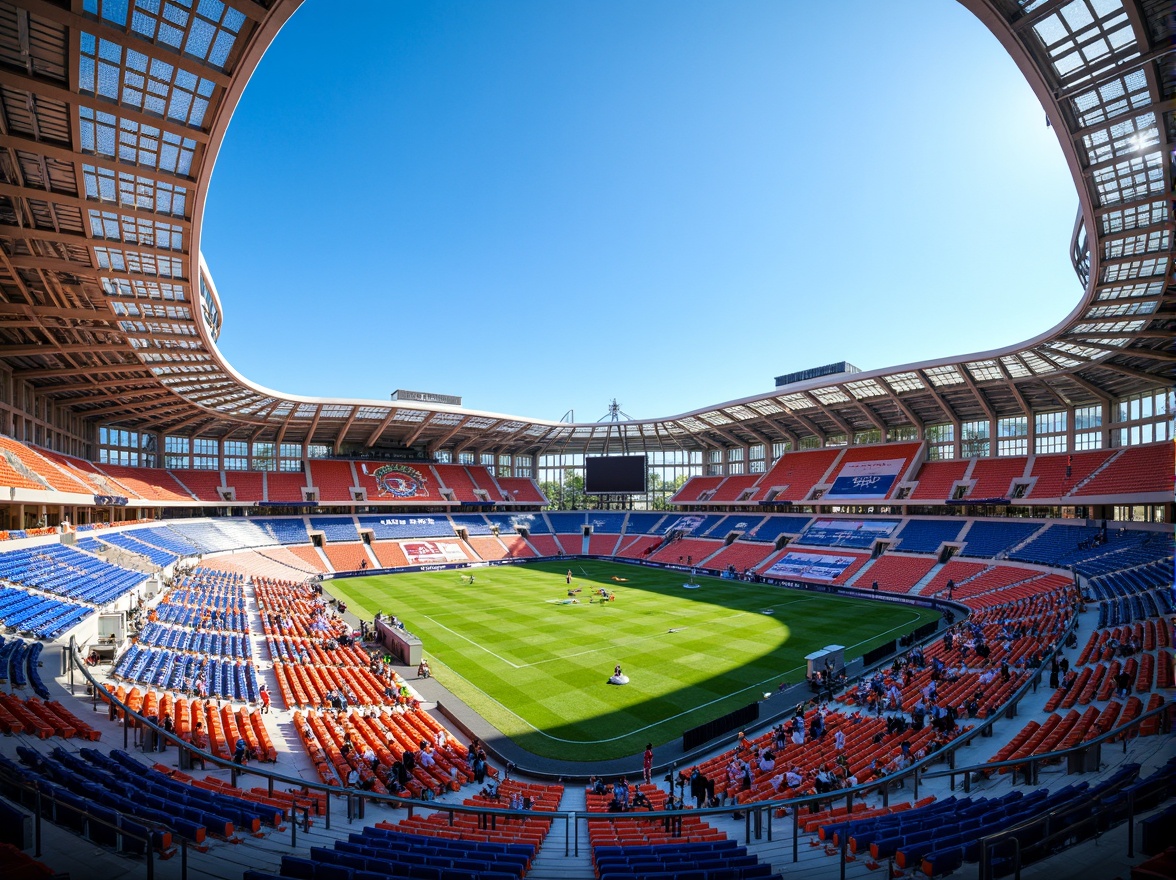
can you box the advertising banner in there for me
[826,458,906,499]
[764,551,857,581]
[399,540,468,565]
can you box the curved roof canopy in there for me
[0,0,1171,458]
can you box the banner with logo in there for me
[399,540,468,565]
[825,458,906,499]
[764,551,857,581]
[364,463,430,499]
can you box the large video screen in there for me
[585,455,647,494]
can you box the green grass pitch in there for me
[328,560,939,761]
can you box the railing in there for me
[59,614,1163,872]
[0,762,161,879]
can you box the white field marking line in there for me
[426,605,929,746]
[421,614,521,669]
[517,601,801,668]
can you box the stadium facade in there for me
[0,0,1169,522]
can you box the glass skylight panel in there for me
[699,412,733,425]
[429,412,464,426]
[811,387,850,404]
[495,421,526,432]
[1084,337,1129,348]
[1103,230,1168,259]
[1102,256,1165,283]
[271,403,293,417]
[1000,356,1032,378]
[747,399,784,415]
[883,372,925,392]
[465,417,497,429]
[1096,280,1162,300]
[845,379,885,399]
[1073,319,1145,333]
[776,393,816,410]
[523,424,550,436]
[1085,301,1145,318]
[319,405,352,418]
[924,366,964,386]
[1049,341,1106,359]
[724,405,757,420]
[1020,351,1056,374]
[391,409,426,422]
[677,417,707,432]
[354,407,387,419]
[965,360,1004,382]
[294,404,317,418]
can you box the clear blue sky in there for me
[201,0,1079,424]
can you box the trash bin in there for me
[141,727,156,753]
[178,745,192,771]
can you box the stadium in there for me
[0,1,1172,880]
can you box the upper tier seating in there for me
[466,465,501,500]
[495,476,545,504]
[431,464,487,503]
[223,470,263,503]
[824,441,922,500]
[0,436,85,493]
[894,519,965,553]
[1071,442,1173,496]
[709,473,763,503]
[306,460,357,502]
[265,471,308,502]
[28,448,118,495]
[94,464,193,501]
[168,469,224,502]
[1027,450,1116,499]
[959,520,1041,558]
[748,448,841,502]
[911,459,970,500]
[352,460,436,502]
[671,476,724,503]
[966,456,1029,500]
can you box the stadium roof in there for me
[0,0,1171,459]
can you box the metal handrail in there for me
[61,604,1160,866]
